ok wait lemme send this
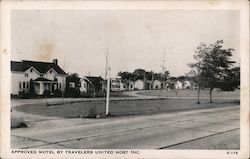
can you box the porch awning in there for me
[34,78,57,83]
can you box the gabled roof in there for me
[84,76,104,84]
[11,60,67,75]
[83,76,104,91]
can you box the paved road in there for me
[12,105,239,149]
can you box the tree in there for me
[118,71,134,80]
[217,66,240,91]
[29,79,36,97]
[118,69,171,85]
[133,69,146,80]
[65,73,81,97]
[189,40,238,103]
[188,42,208,104]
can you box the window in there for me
[23,82,26,89]
[84,83,87,88]
[69,82,75,88]
[59,83,61,89]
[40,74,43,77]
[24,73,28,77]
[19,82,21,89]
[30,68,33,72]
[50,70,52,74]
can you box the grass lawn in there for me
[14,98,239,118]
[137,89,240,99]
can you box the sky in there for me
[11,10,240,78]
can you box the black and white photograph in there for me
[0,0,249,159]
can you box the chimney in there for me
[53,59,58,65]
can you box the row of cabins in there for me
[80,77,196,93]
[11,59,196,96]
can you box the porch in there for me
[34,78,59,95]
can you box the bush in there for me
[43,90,51,98]
[64,88,80,98]
[53,89,62,97]
[11,117,28,129]
[18,90,38,99]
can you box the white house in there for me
[128,81,135,90]
[134,79,144,90]
[80,76,104,93]
[11,59,67,96]
[79,78,88,92]
[152,80,161,89]
[174,81,183,89]
[120,81,128,91]
[183,80,191,89]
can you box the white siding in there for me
[44,69,57,81]
[24,67,40,80]
[80,80,87,92]
[175,81,183,89]
[11,67,66,95]
[153,80,161,89]
[183,80,191,89]
[120,82,127,91]
[134,80,144,90]
[44,69,66,91]
[11,72,25,95]
[11,68,40,95]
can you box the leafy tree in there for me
[118,69,170,87]
[217,66,240,91]
[188,42,208,104]
[29,79,36,97]
[189,40,239,103]
[65,73,81,97]
[133,69,146,80]
[118,71,134,80]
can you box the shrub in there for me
[18,90,37,99]
[53,89,62,97]
[85,106,97,118]
[11,117,28,129]
[64,88,80,98]
[43,90,51,98]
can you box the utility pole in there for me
[160,48,166,90]
[106,67,111,115]
[104,46,109,80]
[105,46,111,116]
[143,72,146,90]
[151,71,154,90]
[61,57,66,104]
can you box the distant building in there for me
[11,59,67,96]
[101,80,107,92]
[128,81,135,91]
[183,80,191,89]
[120,79,129,91]
[174,81,183,89]
[134,79,144,90]
[80,76,104,93]
[110,78,121,92]
[152,80,162,89]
